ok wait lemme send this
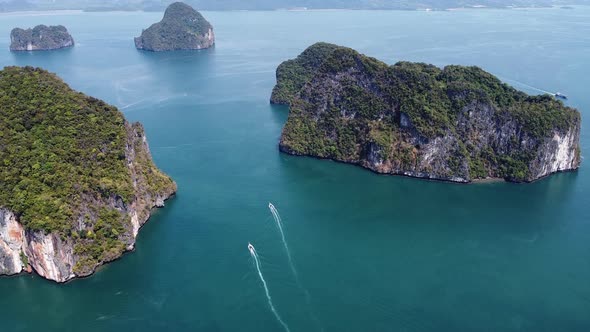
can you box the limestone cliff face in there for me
[0,123,175,282]
[10,25,74,51]
[0,209,26,276]
[353,101,581,182]
[124,123,177,244]
[275,43,581,183]
[134,2,215,51]
[25,231,75,282]
[0,208,74,281]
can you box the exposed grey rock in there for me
[135,2,214,52]
[276,44,581,183]
[10,25,74,51]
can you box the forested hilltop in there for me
[135,2,215,51]
[2,0,588,11]
[0,67,176,282]
[273,43,581,183]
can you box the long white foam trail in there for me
[248,244,291,332]
[500,77,554,95]
[269,203,324,331]
[119,99,145,110]
[268,203,299,281]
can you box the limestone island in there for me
[272,43,581,183]
[10,25,74,51]
[0,67,176,282]
[134,2,214,52]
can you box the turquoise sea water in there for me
[0,8,589,332]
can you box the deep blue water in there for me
[0,8,589,332]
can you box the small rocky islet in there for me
[0,67,176,282]
[134,2,215,52]
[10,25,74,51]
[272,42,581,183]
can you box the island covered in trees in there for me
[272,43,581,183]
[135,2,215,52]
[0,67,176,282]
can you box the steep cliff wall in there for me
[275,43,581,183]
[0,123,175,282]
[0,67,176,282]
[0,209,26,275]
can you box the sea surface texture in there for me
[0,7,589,332]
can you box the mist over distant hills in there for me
[1,0,589,12]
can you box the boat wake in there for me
[268,203,299,282]
[248,243,291,332]
[119,99,147,110]
[269,203,324,331]
[500,77,554,95]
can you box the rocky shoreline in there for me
[0,194,174,283]
[273,43,581,183]
[0,124,176,282]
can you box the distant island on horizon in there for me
[135,2,215,51]
[1,0,589,12]
[10,25,74,51]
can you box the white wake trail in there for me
[500,77,554,95]
[268,203,299,281]
[268,203,324,331]
[248,244,291,332]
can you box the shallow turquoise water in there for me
[0,8,589,332]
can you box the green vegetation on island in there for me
[274,43,581,182]
[271,42,342,105]
[0,66,176,276]
[10,25,74,51]
[134,2,215,51]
